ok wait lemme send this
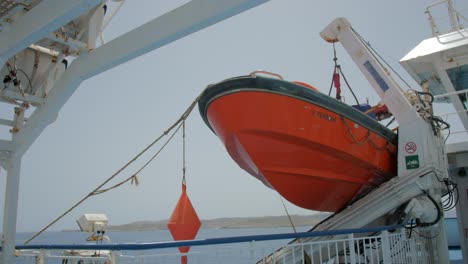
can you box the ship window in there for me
[447,65,468,109]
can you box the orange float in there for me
[167,183,201,264]
[198,75,397,212]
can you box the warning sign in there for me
[405,142,417,154]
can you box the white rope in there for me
[25,89,205,244]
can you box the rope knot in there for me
[130,174,139,186]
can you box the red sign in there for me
[405,142,417,154]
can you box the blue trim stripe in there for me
[363,61,389,92]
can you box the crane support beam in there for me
[267,165,448,262]
[312,166,440,231]
[0,0,103,66]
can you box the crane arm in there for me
[320,18,420,126]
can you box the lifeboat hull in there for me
[198,76,397,212]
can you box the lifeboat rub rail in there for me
[199,75,397,143]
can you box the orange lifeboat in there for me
[198,74,397,212]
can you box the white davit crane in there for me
[320,17,448,179]
[310,17,451,260]
[262,17,455,263]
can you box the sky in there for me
[1,0,468,233]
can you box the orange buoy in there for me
[167,183,201,264]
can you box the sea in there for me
[12,226,463,264]
[14,227,309,263]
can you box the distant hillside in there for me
[106,214,330,231]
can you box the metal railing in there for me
[1,225,438,264]
[257,230,435,264]
[425,0,467,37]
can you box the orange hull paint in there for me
[205,90,397,212]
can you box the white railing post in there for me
[138,250,143,264]
[249,240,255,263]
[380,231,392,264]
[36,250,45,264]
[347,234,356,264]
[409,237,417,264]
[110,251,117,264]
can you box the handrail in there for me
[426,0,449,10]
[433,88,468,98]
[425,0,464,37]
[250,70,284,80]
[3,225,403,251]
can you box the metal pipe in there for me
[7,225,403,251]
[101,0,126,30]
[447,0,461,31]
[433,88,468,98]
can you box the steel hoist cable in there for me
[327,43,361,106]
[351,27,412,91]
[182,120,187,186]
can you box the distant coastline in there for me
[101,214,330,231]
